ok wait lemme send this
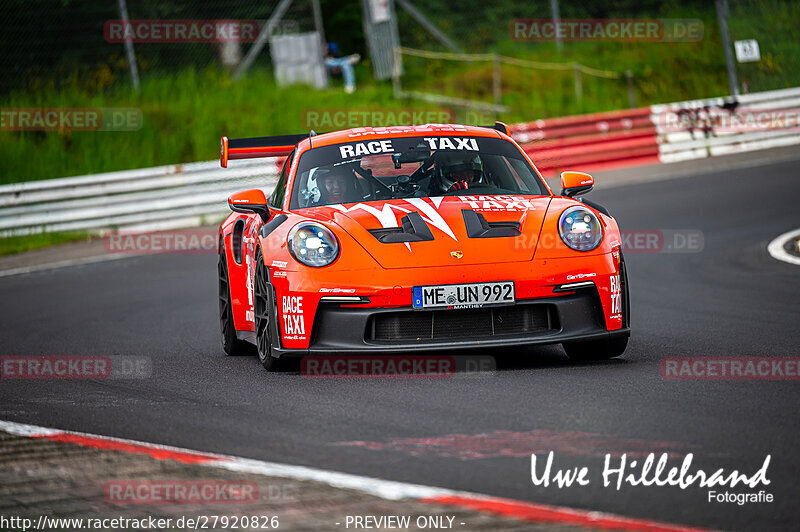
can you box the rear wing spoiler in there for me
[220,133,308,167]
[219,124,509,167]
[482,121,510,135]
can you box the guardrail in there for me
[651,86,800,163]
[510,107,659,175]
[0,160,279,237]
[513,86,800,174]
[1,87,797,237]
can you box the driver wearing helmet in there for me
[432,152,484,193]
[315,165,360,205]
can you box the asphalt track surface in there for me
[1,159,799,531]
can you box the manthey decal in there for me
[331,197,457,252]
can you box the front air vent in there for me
[462,209,521,238]
[368,304,556,342]
[368,211,435,243]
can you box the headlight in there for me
[288,222,339,267]
[558,206,603,251]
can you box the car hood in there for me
[298,196,553,269]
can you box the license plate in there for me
[412,281,515,310]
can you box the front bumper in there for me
[271,289,629,357]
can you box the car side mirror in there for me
[228,189,271,222]
[560,171,594,198]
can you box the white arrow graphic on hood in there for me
[406,197,457,241]
[331,202,409,228]
[331,197,458,244]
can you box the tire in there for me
[563,253,630,361]
[619,250,630,328]
[218,244,253,356]
[254,248,283,371]
[563,336,628,360]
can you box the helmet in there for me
[314,165,359,205]
[433,152,484,193]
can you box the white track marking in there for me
[0,419,454,501]
[0,419,62,437]
[0,253,139,278]
[215,458,455,500]
[767,228,800,266]
[0,418,710,531]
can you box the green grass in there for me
[402,12,730,118]
[0,232,91,257]
[0,58,719,185]
[0,68,455,184]
[2,0,798,185]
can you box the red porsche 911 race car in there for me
[217,123,629,371]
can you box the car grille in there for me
[368,305,556,342]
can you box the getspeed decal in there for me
[566,273,597,281]
[319,288,356,293]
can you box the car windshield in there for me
[290,135,548,209]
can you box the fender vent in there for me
[232,220,245,264]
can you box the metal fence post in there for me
[392,47,403,98]
[550,0,562,54]
[492,54,502,108]
[626,70,635,108]
[232,0,294,82]
[311,0,326,45]
[573,63,582,103]
[116,0,140,91]
[716,0,739,96]
[396,0,460,53]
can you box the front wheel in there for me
[254,248,283,371]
